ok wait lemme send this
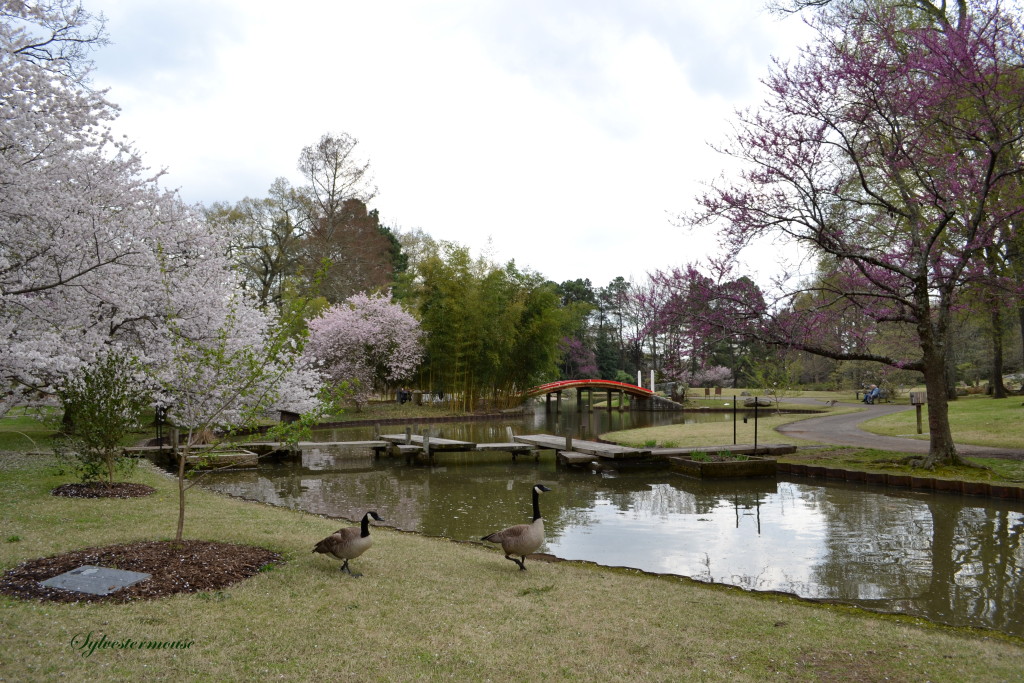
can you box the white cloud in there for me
[85,0,812,284]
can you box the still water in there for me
[201,438,1024,637]
[305,402,739,444]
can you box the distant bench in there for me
[855,389,890,403]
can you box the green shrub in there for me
[54,352,150,485]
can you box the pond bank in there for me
[1,451,1021,681]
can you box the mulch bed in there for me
[51,482,156,498]
[0,540,282,603]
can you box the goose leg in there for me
[505,554,527,570]
[340,560,350,574]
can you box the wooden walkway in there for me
[378,434,536,463]
[512,434,652,460]
[126,434,794,469]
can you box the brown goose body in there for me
[313,511,383,575]
[481,484,551,570]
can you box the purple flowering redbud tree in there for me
[679,1,1024,467]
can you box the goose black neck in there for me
[360,513,371,537]
[532,488,542,521]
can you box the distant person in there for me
[864,384,880,404]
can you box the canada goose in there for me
[313,511,384,576]
[481,484,552,570]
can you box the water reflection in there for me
[304,405,736,443]
[200,450,1024,637]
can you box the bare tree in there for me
[296,132,398,302]
[297,132,376,244]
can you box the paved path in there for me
[777,400,1024,460]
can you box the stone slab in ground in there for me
[39,565,151,595]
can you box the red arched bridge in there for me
[526,379,681,411]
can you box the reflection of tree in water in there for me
[926,504,1024,633]
[695,552,784,592]
[811,484,1024,633]
[602,484,698,516]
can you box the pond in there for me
[305,400,742,444]
[199,440,1024,638]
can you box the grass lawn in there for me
[0,405,62,451]
[320,400,471,423]
[602,404,1024,486]
[861,395,1024,449]
[603,408,862,450]
[2,452,1022,681]
[682,388,854,402]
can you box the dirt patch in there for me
[0,540,282,603]
[51,482,156,499]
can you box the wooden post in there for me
[423,435,431,464]
[910,390,926,434]
[754,400,759,453]
[565,434,573,452]
[374,423,380,439]
[506,426,515,442]
[404,427,411,445]
[733,395,737,445]
[556,391,562,413]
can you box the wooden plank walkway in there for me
[474,442,535,453]
[128,438,794,465]
[513,434,651,460]
[379,434,476,451]
[378,434,537,461]
[557,451,598,466]
[246,440,389,451]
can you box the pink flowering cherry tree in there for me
[306,291,424,409]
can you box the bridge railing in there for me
[526,379,655,397]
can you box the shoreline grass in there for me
[2,451,1022,681]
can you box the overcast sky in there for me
[85,0,811,287]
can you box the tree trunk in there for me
[176,449,186,543]
[944,348,959,401]
[1020,305,1024,392]
[920,348,967,467]
[991,305,1007,398]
